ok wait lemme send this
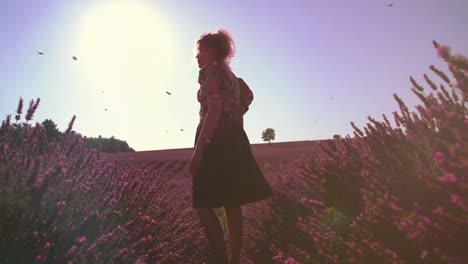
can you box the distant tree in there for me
[109,136,117,151]
[333,134,342,140]
[84,134,135,153]
[41,119,62,141]
[262,128,276,145]
[3,97,134,153]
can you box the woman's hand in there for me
[188,150,203,177]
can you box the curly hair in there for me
[196,28,236,66]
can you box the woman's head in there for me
[195,28,236,68]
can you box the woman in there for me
[188,29,273,264]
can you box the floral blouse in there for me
[197,61,243,125]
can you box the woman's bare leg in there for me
[196,208,229,264]
[225,205,243,264]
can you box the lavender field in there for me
[1,41,467,263]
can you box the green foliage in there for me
[333,134,341,140]
[84,135,135,153]
[217,208,229,234]
[40,118,136,153]
[262,128,276,145]
[41,119,62,141]
[319,207,351,236]
[2,106,134,153]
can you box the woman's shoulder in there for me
[199,62,231,77]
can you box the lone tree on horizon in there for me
[261,128,276,145]
[333,134,342,140]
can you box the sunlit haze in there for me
[1,0,467,151]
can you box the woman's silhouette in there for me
[188,29,273,264]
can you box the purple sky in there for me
[1,0,467,151]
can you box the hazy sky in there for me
[1,0,467,151]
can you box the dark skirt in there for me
[192,111,274,209]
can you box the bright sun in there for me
[77,2,173,99]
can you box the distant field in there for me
[102,140,326,162]
[101,140,331,181]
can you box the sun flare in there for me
[77,2,173,99]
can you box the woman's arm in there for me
[194,65,224,154]
[195,96,222,154]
